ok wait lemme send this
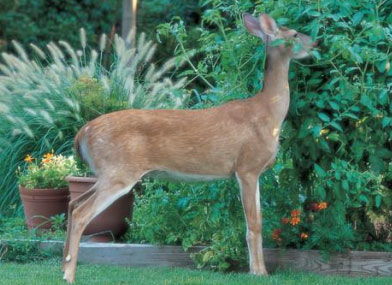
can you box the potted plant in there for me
[18,152,78,230]
[66,158,134,242]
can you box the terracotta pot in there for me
[19,186,69,230]
[66,176,134,242]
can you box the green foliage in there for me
[17,153,78,189]
[0,0,117,54]
[0,0,200,63]
[0,239,51,263]
[0,31,188,212]
[123,179,248,271]
[126,0,392,271]
[0,215,65,263]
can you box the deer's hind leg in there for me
[62,186,95,272]
[62,173,143,283]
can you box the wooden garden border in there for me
[32,241,392,276]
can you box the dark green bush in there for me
[124,179,249,271]
[126,0,392,271]
[0,0,117,53]
[0,215,65,263]
[0,0,200,60]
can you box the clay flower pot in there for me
[19,186,69,230]
[66,176,134,242]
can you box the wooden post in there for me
[122,0,138,48]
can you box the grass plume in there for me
[0,32,188,213]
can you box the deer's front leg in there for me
[236,172,268,275]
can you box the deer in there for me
[62,13,317,283]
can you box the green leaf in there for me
[177,197,191,209]
[311,50,321,60]
[360,94,373,109]
[375,195,382,208]
[328,101,340,111]
[342,180,349,191]
[319,138,331,152]
[330,121,343,132]
[307,10,321,17]
[369,155,384,173]
[352,202,362,208]
[312,125,322,137]
[314,164,326,177]
[379,90,388,105]
[318,112,330,122]
[315,185,326,199]
[327,132,340,142]
[382,117,392,128]
[352,12,364,26]
[202,251,214,263]
[343,113,359,120]
[359,194,369,205]
[269,39,286,46]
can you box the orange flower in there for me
[291,209,301,217]
[281,217,290,224]
[272,229,282,241]
[318,202,328,210]
[24,154,34,163]
[42,152,54,163]
[300,232,308,240]
[290,217,300,226]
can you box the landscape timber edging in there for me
[35,241,392,276]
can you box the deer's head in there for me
[243,13,317,60]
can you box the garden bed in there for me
[36,241,392,277]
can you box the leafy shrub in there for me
[124,179,248,271]
[0,0,117,54]
[127,0,392,271]
[0,31,188,211]
[0,0,200,62]
[0,215,65,263]
[18,152,77,189]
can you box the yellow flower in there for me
[24,154,34,163]
[42,152,54,163]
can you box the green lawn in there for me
[1,259,391,285]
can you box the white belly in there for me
[146,170,230,182]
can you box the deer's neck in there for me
[255,51,291,127]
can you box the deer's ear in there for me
[243,13,266,41]
[259,14,278,36]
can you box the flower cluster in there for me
[280,209,302,227]
[42,152,54,163]
[311,201,328,212]
[290,209,301,226]
[18,152,78,189]
[272,202,329,246]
